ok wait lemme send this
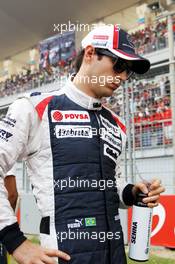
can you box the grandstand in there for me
[0,0,175,262]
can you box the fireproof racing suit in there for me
[0,79,135,264]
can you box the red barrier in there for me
[128,195,175,248]
[134,108,172,124]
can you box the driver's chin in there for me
[101,86,114,97]
[93,84,114,98]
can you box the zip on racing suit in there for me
[0,79,135,264]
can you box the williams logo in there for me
[131,222,137,244]
[51,110,90,123]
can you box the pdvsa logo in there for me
[53,111,63,121]
[51,110,90,123]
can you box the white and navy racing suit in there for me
[0,79,135,264]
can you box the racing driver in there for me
[0,25,165,264]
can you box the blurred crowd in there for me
[104,76,170,116]
[105,76,172,148]
[131,18,175,55]
[0,61,74,97]
[132,76,170,119]
[132,77,172,147]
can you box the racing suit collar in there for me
[64,79,102,110]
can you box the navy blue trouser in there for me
[0,243,8,264]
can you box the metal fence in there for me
[119,69,175,194]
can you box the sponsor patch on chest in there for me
[51,110,90,123]
[100,116,122,159]
[100,116,119,134]
[104,144,121,164]
[54,125,92,138]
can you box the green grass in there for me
[9,254,175,264]
[127,254,175,264]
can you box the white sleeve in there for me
[5,164,17,177]
[0,97,39,231]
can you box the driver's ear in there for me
[83,45,96,63]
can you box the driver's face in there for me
[85,52,128,98]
